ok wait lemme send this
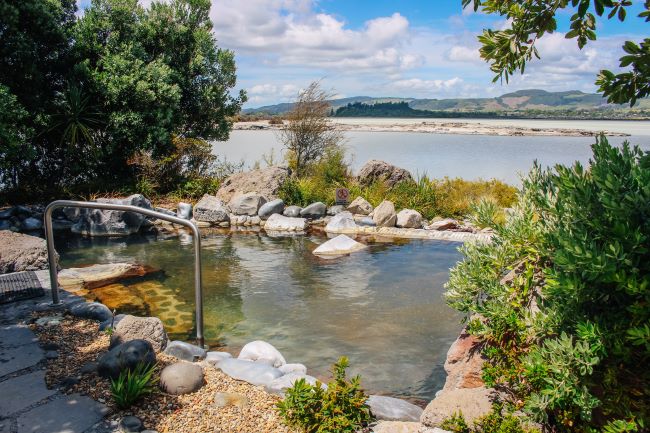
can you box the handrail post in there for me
[43,200,205,348]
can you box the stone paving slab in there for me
[0,325,39,348]
[0,371,57,416]
[16,394,109,433]
[0,343,43,377]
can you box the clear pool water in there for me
[56,230,463,402]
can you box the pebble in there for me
[120,415,144,432]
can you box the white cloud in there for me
[211,1,420,72]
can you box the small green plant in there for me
[442,406,537,433]
[110,361,158,409]
[103,326,114,336]
[442,411,471,433]
[277,356,372,433]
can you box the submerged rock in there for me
[313,234,367,256]
[263,214,308,232]
[367,395,423,422]
[238,340,286,367]
[217,358,283,387]
[160,362,204,395]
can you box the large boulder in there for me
[372,200,397,227]
[216,166,289,203]
[347,197,373,215]
[160,362,204,395]
[325,211,357,233]
[300,202,326,219]
[368,395,424,422]
[238,341,286,367]
[263,214,308,232]
[71,194,153,236]
[420,387,493,427]
[441,331,485,391]
[0,230,58,274]
[396,209,423,229]
[229,193,267,216]
[97,339,156,380]
[109,315,168,352]
[164,340,207,362]
[192,195,229,223]
[313,234,367,256]
[357,160,413,187]
[258,199,285,220]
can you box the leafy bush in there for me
[469,197,505,229]
[445,136,650,432]
[277,357,372,433]
[110,361,158,409]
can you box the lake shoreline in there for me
[234,119,631,137]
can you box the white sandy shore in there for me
[234,119,630,137]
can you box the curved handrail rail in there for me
[44,200,204,347]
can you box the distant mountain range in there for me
[243,89,650,120]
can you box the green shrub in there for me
[277,357,372,433]
[445,136,650,432]
[469,197,505,229]
[110,362,158,409]
[442,407,538,433]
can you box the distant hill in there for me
[243,89,650,120]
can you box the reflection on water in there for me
[56,231,463,401]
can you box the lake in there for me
[57,231,463,403]
[214,118,650,185]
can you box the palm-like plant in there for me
[49,82,104,150]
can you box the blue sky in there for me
[78,0,649,107]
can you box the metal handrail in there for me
[44,200,205,347]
